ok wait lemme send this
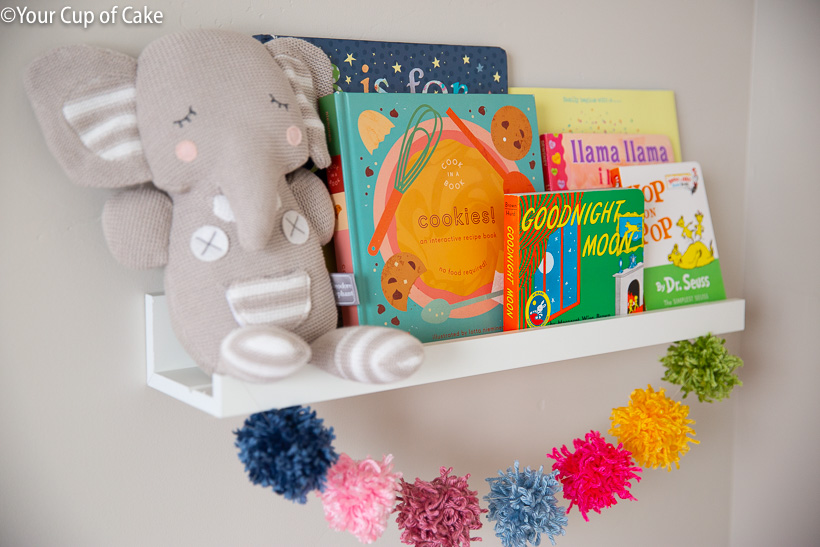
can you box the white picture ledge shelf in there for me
[146,295,745,418]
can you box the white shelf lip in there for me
[146,294,745,418]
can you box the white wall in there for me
[0,0,805,545]
[731,1,820,545]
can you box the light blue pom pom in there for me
[485,461,568,546]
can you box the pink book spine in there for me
[542,133,569,190]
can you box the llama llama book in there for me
[320,93,545,342]
[504,189,645,331]
[255,34,507,94]
[543,133,674,190]
[609,161,726,310]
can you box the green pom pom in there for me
[661,334,743,403]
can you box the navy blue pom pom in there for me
[235,406,338,503]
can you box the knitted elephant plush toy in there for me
[25,29,424,383]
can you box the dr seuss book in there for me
[609,161,726,310]
[320,92,544,342]
[255,34,507,94]
[543,133,674,190]
[504,189,645,331]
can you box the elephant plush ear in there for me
[24,45,152,188]
[265,38,334,169]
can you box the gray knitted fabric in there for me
[310,326,424,384]
[24,44,152,188]
[102,184,171,269]
[25,29,424,383]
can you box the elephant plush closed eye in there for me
[25,29,423,383]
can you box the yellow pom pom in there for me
[609,385,699,471]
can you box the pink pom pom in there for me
[395,466,487,547]
[318,453,401,544]
[547,430,642,521]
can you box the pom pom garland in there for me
[395,466,487,547]
[609,385,699,471]
[547,431,642,521]
[318,453,402,544]
[661,334,743,403]
[484,461,568,547]
[229,339,743,542]
[234,406,338,503]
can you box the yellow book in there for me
[510,87,682,162]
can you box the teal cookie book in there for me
[320,93,544,342]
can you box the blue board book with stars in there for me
[254,34,507,94]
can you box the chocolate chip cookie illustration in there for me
[490,105,532,161]
[381,252,427,311]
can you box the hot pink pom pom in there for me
[318,453,402,544]
[547,430,642,521]
[395,466,487,547]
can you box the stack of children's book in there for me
[276,34,727,341]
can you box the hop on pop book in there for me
[610,161,726,310]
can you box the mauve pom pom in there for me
[395,466,487,546]
[234,406,338,503]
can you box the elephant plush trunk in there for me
[221,164,285,252]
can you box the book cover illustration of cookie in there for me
[381,252,427,311]
[609,161,726,310]
[320,93,544,342]
[544,133,674,191]
[504,189,645,332]
[255,34,507,94]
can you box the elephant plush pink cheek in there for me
[175,140,198,162]
[286,126,302,147]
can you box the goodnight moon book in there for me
[319,93,544,342]
[503,189,645,332]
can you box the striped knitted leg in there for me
[218,325,311,383]
[309,327,424,384]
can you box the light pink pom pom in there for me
[318,453,401,543]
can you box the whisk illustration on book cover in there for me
[368,105,443,256]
